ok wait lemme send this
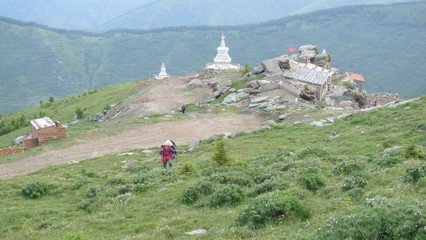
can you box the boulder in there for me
[185,229,207,236]
[278,59,291,70]
[188,78,203,88]
[228,88,237,93]
[278,114,290,121]
[261,59,282,75]
[237,92,250,100]
[222,93,239,104]
[243,88,260,94]
[252,66,265,74]
[251,96,270,104]
[213,90,222,98]
[310,121,324,127]
[383,146,402,156]
[246,80,260,89]
[299,44,318,52]
[262,120,277,126]
[257,80,271,86]
[14,136,25,145]
[259,83,279,92]
[142,150,153,155]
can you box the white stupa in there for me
[206,34,240,70]
[155,63,170,80]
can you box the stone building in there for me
[23,117,66,149]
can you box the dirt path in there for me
[0,74,263,178]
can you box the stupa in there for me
[155,63,170,80]
[206,34,240,70]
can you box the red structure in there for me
[346,72,366,93]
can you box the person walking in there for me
[159,140,176,169]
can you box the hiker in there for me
[159,140,176,169]
[181,105,186,114]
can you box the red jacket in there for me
[159,145,176,162]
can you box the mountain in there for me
[0,1,425,114]
[0,0,418,31]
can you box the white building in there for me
[155,63,170,80]
[206,34,240,70]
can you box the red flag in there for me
[288,47,296,54]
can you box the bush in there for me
[342,176,367,191]
[333,161,364,175]
[251,179,287,196]
[240,64,253,77]
[237,192,310,228]
[212,137,230,166]
[179,186,199,205]
[404,164,426,183]
[22,182,50,199]
[210,173,252,187]
[402,142,424,159]
[195,181,215,195]
[179,162,197,174]
[297,146,328,159]
[117,185,131,195]
[378,155,402,167]
[300,173,325,192]
[208,184,245,207]
[85,187,97,198]
[317,200,425,239]
[75,107,84,119]
[343,81,355,90]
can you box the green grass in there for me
[0,97,424,239]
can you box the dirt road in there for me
[0,76,262,178]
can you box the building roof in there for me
[282,60,331,86]
[31,117,55,130]
[347,72,365,82]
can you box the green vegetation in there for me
[0,97,424,239]
[1,1,426,113]
[211,137,230,166]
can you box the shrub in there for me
[107,177,127,185]
[78,200,94,213]
[333,161,364,175]
[195,181,215,195]
[22,182,50,199]
[212,137,230,166]
[342,176,367,191]
[131,184,148,194]
[297,146,328,159]
[85,187,97,198]
[75,107,84,119]
[237,192,310,228]
[378,155,402,167]
[131,174,147,184]
[117,185,131,195]
[252,179,287,196]
[317,200,424,239]
[48,96,55,103]
[210,173,252,187]
[402,142,424,160]
[240,64,253,77]
[208,184,245,207]
[404,164,426,183]
[179,186,199,205]
[300,173,325,192]
[179,162,197,174]
[343,81,355,90]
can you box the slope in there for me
[0,96,424,239]
[0,0,418,31]
[1,1,425,114]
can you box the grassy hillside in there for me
[1,1,426,113]
[0,97,424,239]
[0,0,415,31]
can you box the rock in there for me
[119,152,136,156]
[223,132,232,139]
[248,103,262,108]
[383,146,402,156]
[213,90,222,98]
[142,150,153,155]
[228,88,236,93]
[259,83,279,92]
[243,88,260,94]
[276,105,286,110]
[310,121,324,127]
[189,140,201,151]
[252,66,264,74]
[257,80,271,86]
[325,97,334,106]
[188,78,203,89]
[185,229,207,236]
[298,44,318,53]
[300,89,316,101]
[222,93,239,104]
[326,117,335,123]
[237,92,250,100]
[278,114,290,121]
[224,80,232,87]
[251,96,270,104]
[14,136,25,145]
[246,80,260,89]
[262,120,277,126]
[330,130,340,139]
[261,59,282,75]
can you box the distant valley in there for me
[0,1,425,113]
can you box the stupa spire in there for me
[206,34,240,70]
[155,62,170,80]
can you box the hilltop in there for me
[0,0,415,31]
[0,65,424,238]
[1,1,426,113]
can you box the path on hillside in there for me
[0,76,263,178]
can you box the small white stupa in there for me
[155,63,170,80]
[206,34,240,70]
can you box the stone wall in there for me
[23,138,39,149]
[34,126,66,144]
[0,147,24,156]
